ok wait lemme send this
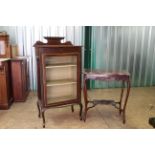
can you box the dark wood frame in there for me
[34,37,82,128]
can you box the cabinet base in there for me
[0,98,13,109]
[37,99,83,128]
[13,91,29,102]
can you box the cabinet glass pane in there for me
[46,56,77,65]
[46,66,77,81]
[47,84,77,104]
[45,55,77,81]
[45,55,77,105]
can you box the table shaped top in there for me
[83,69,130,81]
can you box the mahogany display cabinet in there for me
[34,37,82,128]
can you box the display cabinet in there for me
[0,59,13,109]
[34,37,82,128]
[11,57,29,102]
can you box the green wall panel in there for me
[90,26,155,88]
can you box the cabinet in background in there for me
[0,34,11,58]
[11,58,29,102]
[0,59,13,109]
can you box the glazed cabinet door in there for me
[40,52,81,107]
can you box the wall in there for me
[2,26,154,89]
[91,26,155,88]
[0,26,84,90]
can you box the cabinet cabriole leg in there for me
[71,105,74,112]
[42,110,46,128]
[37,101,41,118]
[79,103,83,120]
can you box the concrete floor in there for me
[0,87,155,128]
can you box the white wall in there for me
[0,26,84,90]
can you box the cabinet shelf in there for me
[46,79,77,87]
[46,63,77,69]
[47,95,76,104]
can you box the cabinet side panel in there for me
[0,61,13,109]
[21,60,27,99]
[0,74,8,105]
[37,58,41,100]
[76,49,82,103]
[6,61,13,103]
[11,61,23,100]
[25,60,29,95]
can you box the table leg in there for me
[122,80,131,124]
[119,81,125,115]
[83,76,88,122]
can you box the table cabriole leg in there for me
[83,77,88,122]
[119,81,125,115]
[122,80,131,124]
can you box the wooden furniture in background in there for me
[11,45,19,58]
[83,69,131,124]
[0,59,13,109]
[11,57,29,102]
[0,34,11,58]
[0,33,29,109]
[34,37,82,128]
